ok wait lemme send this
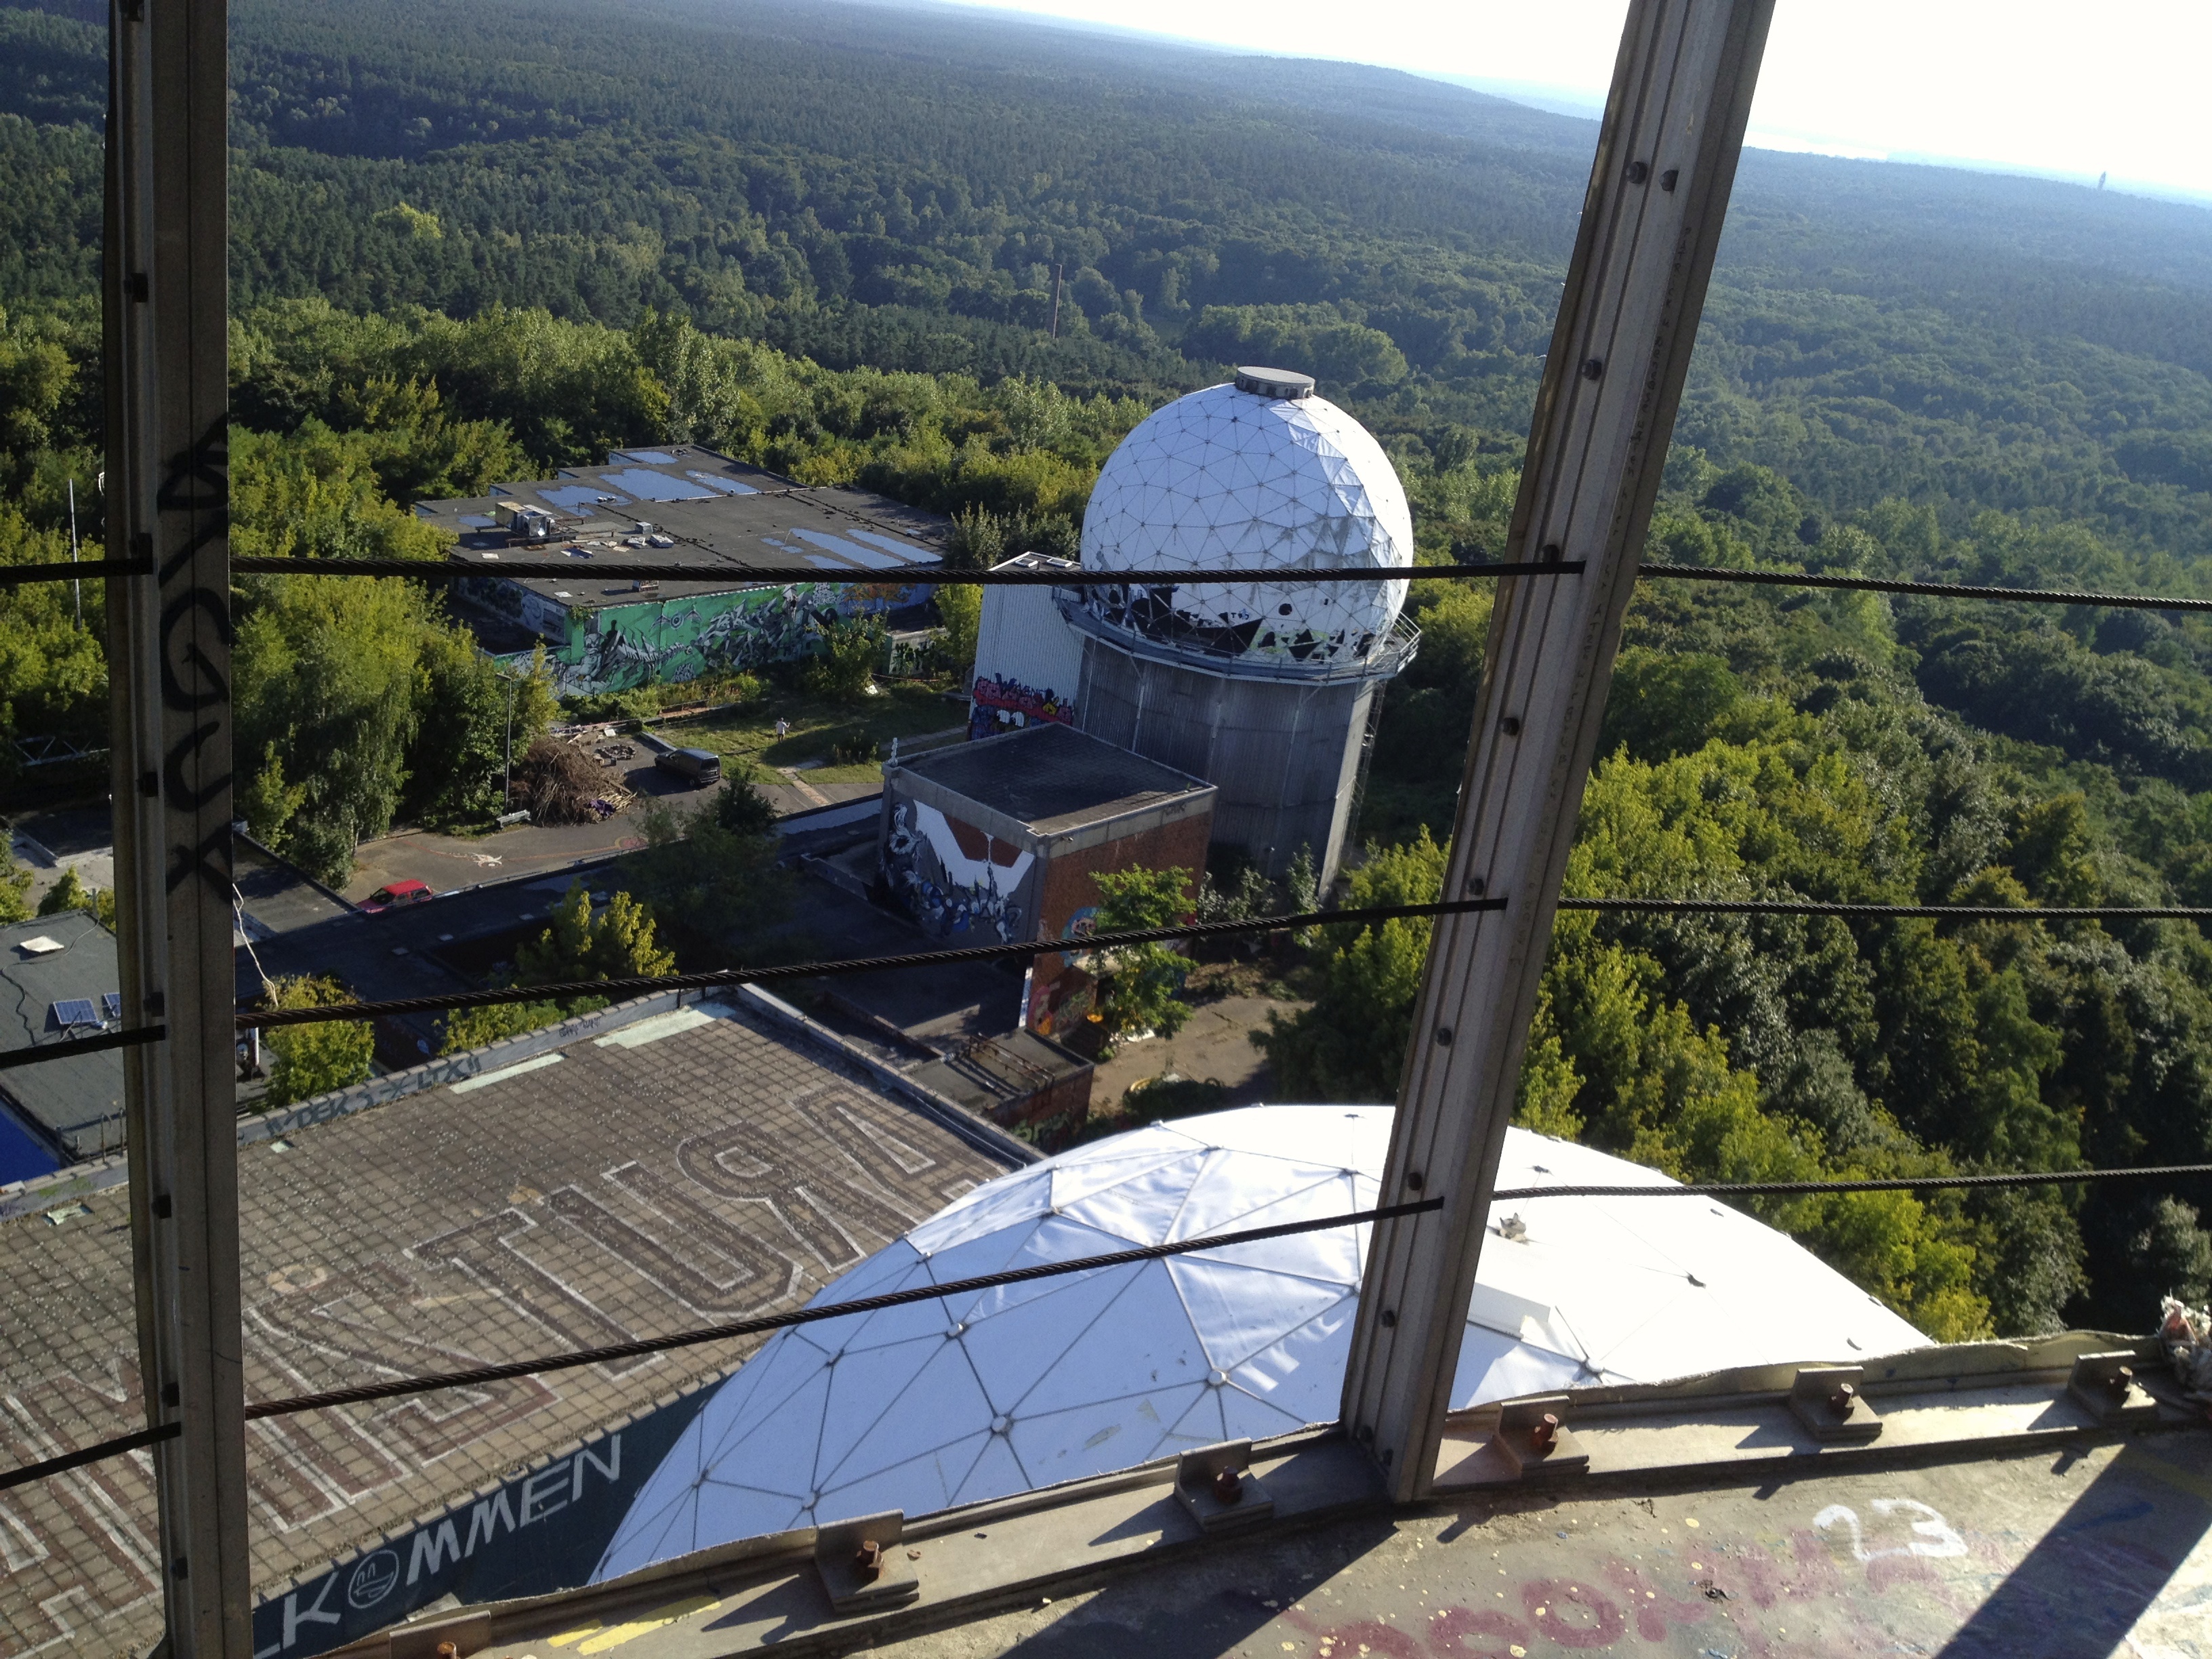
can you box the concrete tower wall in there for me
[1076,638,1375,884]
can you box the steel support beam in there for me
[1340,0,1778,1501]
[106,0,249,1648]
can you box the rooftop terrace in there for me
[0,993,1023,1659]
[413,447,949,613]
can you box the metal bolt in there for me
[1626,160,1650,184]
[1500,715,1522,735]
[1466,874,1486,896]
[1540,542,1563,561]
[1380,1309,1397,1328]
[436,1644,459,1659]
[1435,1025,1453,1047]
[1212,1467,1244,1505]
[1827,1382,1858,1418]
[1529,1413,1559,1453]
[853,1539,885,1581]
[2107,1366,2135,1399]
[1580,358,1605,382]
[1661,168,1680,192]
[1405,1170,1425,1191]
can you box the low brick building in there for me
[878,723,1216,1040]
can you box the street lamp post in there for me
[503,669,518,806]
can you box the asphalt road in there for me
[338,753,877,903]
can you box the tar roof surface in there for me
[415,447,950,611]
[896,723,1214,833]
[0,994,1016,1659]
[0,909,123,1160]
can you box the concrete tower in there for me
[1060,367,1418,884]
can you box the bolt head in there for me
[1529,1412,1559,1452]
[1212,1466,1244,1504]
[1827,1382,1858,1418]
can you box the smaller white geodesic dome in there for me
[1076,371,1414,672]
[592,1108,1926,1580]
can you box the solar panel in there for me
[101,991,122,1022]
[49,998,100,1029]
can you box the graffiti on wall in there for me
[1025,906,1098,1037]
[968,674,1077,741]
[885,798,1033,942]
[497,582,930,697]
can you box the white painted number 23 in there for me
[1814,1499,1968,1562]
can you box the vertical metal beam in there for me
[106,0,248,1648]
[1340,0,1777,1501]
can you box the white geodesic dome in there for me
[1076,375,1414,672]
[592,1108,1927,1579]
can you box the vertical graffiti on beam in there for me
[155,414,233,897]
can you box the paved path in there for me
[340,765,880,905]
[1088,994,1305,1113]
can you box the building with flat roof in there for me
[0,910,123,1176]
[0,989,1026,1659]
[880,723,1215,1038]
[414,446,950,696]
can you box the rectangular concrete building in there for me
[880,724,1215,1038]
[413,446,951,697]
[0,911,124,1174]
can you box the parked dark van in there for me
[655,747,722,787]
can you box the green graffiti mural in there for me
[497,581,925,696]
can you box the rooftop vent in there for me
[1233,365,1315,400]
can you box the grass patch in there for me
[660,681,963,772]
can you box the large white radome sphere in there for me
[1078,372,1414,671]
[590,1108,1926,1580]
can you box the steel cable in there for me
[1639,562,2212,613]
[16,1159,2212,1492]
[230,896,2212,1033]
[0,1025,163,1072]
[222,556,1576,584]
[0,1198,1444,1493]
[16,553,2212,618]
[1493,1163,2212,1200]
[1555,899,2212,920]
[234,896,1510,1029]
[0,893,2193,1062]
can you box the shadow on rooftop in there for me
[1936,1439,2212,1657]
[985,1515,1401,1659]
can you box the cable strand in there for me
[1640,562,2212,613]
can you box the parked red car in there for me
[361,878,433,914]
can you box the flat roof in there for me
[0,993,1020,1659]
[0,910,123,1161]
[893,723,1214,836]
[415,447,951,613]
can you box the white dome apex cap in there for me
[1233,365,1315,400]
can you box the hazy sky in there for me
[943,0,2212,201]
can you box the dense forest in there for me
[7,0,2212,1339]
